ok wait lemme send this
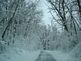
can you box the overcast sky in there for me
[39,0,51,25]
[25,0,51,25]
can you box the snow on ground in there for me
[46,50,81,61]
[0,48,40,61]
[35,51,57,61]
[0,49,81,61]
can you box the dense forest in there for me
[0,0,81,61]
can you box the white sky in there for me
[25,0,62,31]
[39,0,62,30]
[25,0,51,25]
[39,0,51,25]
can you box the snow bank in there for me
[0,48,40,61]
[45,50,81,61]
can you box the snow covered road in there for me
[0,49,80,61]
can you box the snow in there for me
[46,50,81,61]
[9,51,40,61]
[0,49,81,61]
[0,49,40,61]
